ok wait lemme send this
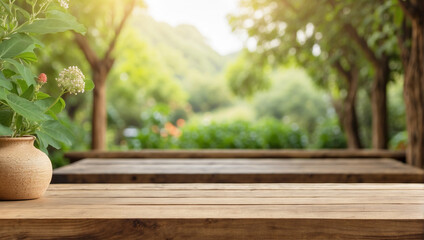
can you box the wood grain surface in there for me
[53,158,424,183]
[1,183,424,239]
[64,149,406,162]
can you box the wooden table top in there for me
[53,158,424,183]
[65,149,407,162]
[1,183,424,239]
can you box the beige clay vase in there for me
[0,136,52,200]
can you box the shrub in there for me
[312,118,347,149]
[127,118,307,149]
[389,131,407,150]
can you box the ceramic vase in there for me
[0,136,52,200]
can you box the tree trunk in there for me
[343,69,362,149]
[344,23,389,149]
[91,68,108,150]
[397,1,424,168]
[333,98,361,149]
[402,15,424,167]
[73,1,135,150]
[332,61,362,149]
[371,59,389,149]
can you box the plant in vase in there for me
[0,0,93,200]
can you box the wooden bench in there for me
[53,158,424,183]
[65,149,406,162]
[1,183,423,239]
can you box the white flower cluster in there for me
[57,0,69,9]
[56,66,85,95]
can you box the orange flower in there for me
[176,118,185,127]
[165,122,182,137]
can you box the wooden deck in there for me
[64,149,406,162]
[53,158,424,183]
[1,183,424,239]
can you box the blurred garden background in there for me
[31,0,413,167]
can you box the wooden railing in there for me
[65,149,406,163]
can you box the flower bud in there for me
[37,73,47,84]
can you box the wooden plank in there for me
[64,149,406,162]
[1,219,422,240]
[43,183,424,189]
[52,158,424,183]
[1,183,424,239]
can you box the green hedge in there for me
[127,119,307,149]
[312,118,347,149]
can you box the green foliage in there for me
[47,111,91,168]
[227,0,404,148]
[190,103,256,123]
[226,51,271,97]
[0,0,88,152]
[26,0,408,158]
[0,33,40,59]
[188,77,232,112]
[253,68,330,133]
[179,120,306,149]
[355,76,406,148]
[107,29,188,127]
[6,93,48,121]
[355,88,372,147]
[18,10,86,34]
[389,130,407,150]
[313,117,347,149]
[34,9,234,150]
[387,77,405,139]
[125,104,178,149]
[127,117,307,150]
[228,0,370,95]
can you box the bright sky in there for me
[144,0,243,55]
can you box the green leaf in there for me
[36,92,50,100]
[35,97,65,119]
[18,10,86,35]
[40,120,74,146]
[9,81,19,95]
[35,97,55,110]
[50,97,65,114]
[20,84,34,100]
[0,72,13,90]
[6,94,48,122]
[34,136,47,153]
[2,69,16,78]
[84,78,95,91]
[0,109,13,126]
[16,79,28,93]
[14,115,23,132]
[35,129,61,149]
[4,59,35,86]
[0,87,8,100]
[0,33,38,59]
[15,52,38,62]
[0,124,12,136]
